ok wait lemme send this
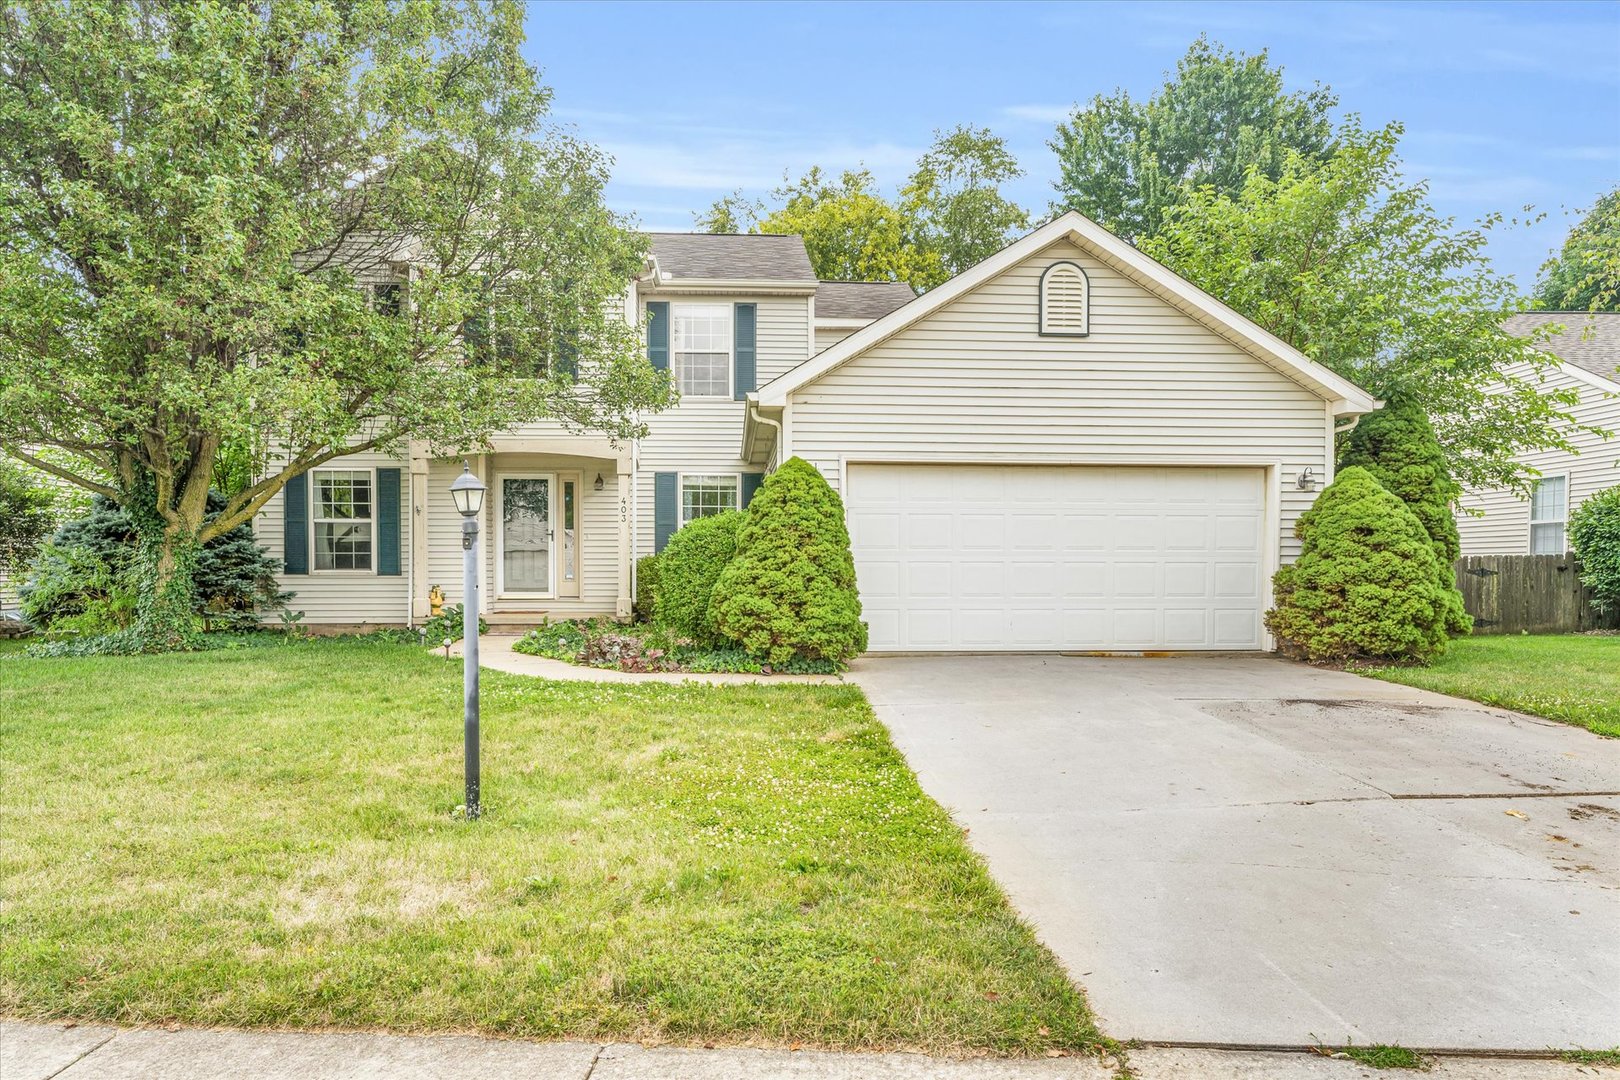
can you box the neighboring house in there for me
[258,211,1380,651]
[1455,312,1620,556]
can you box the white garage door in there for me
[846,464,1266,651]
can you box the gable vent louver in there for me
[1039,261,1089,337]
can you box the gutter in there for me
[746,399,783,467]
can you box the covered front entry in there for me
[845,463,1268,651]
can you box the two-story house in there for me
[258,212,1380,652]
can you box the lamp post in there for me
[449,462,487,820]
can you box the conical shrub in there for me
[1266,466,1452,663]
[710,457,866,665]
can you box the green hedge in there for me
[654,509,744,647]
[1571,485,1620,614]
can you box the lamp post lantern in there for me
[449,462,487,819]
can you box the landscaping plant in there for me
[1570,485,1620,614]
[633,554,662,622]
[1266,466,1453,663]
[1337,395,1470,635]
[654,509,744,647]
[0,458,56,579]
[420,603,488,645]
[710,458,867,666]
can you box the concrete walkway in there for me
[850,654,1620,1051]
[4,1022,1606,1080]
[445,633,845,686]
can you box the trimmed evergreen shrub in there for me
[654,509,744,647]
[1338,395,1470,635]
[1571,485,1620,614]
[710,457,866,666]
[1265,466,1453,663]
[18,493,288,634]
[633,554,661,623]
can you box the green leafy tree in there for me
[0,1,674,650]
[1338,396,1470,635]
[0,458,55,580]
[901,125,1030,285]
[1535,188,1620,312]
[655,509,744,647]
[696,127,1027,291]
[1141,122,1584,494]
[1570,486,1620,614]
[711,458,866,666]
[1051,36,1338,242]
[1266,467,1453,663]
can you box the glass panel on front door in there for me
[503,477,551,593]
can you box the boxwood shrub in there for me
[1571,485,1620,614]
[654,509,744,647]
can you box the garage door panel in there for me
[848,464,1265,652]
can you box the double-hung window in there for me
[313,469,374,571]
[680,474,740,525]
[671,304,732,397]
[1529,475,1568,554]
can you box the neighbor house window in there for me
[672,303,732,397]
[371,281,403,316]
[680,474,739,525]
[1529,475,1568,554]
[313,469,373,570]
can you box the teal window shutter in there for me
[733,303,756,400]
[283,472,309,575]
[741,471,764,508]
[654,472,678,552]
[376,467,402,576]
[647,302,670,371]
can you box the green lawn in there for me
[0,640,1096,1055]
[1359,635,1620,738]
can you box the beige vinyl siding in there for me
[257,446,412,625]
[426,455,621,618]
[1456,363,1620,554]
[633,293,808,555]
[785,239,1332,561]
[815,325,858,355]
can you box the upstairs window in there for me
[371,281,404,316]
[1530,475,1567,554]
[1039,261,1089,336]
[672,303,732,397]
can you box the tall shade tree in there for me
[1140,122,1584,494]
[1535,187,1620,312]
[696,127,1028,292]
[0,1,673,648]
[1051,36,1338,243]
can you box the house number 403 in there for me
[620,496,628,523]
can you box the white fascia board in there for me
[757,210,1381,416]
[1558,359,1620,396]
[646,277,818,295]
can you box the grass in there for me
[1357,634,1620,738]
[0,639,1096,1055]
[1561,1048,1620,1066]
[1338,1045,1428,1070]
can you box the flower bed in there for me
[511,618,841,675]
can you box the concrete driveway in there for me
[849,654,1620,1051]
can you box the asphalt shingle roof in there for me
[814,280,917,321]
[646,233,815,283]
[1504,311,1620,383]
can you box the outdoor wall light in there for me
[593,472,605,491]
[1296,466,1317,492]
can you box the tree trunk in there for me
[126,478,206,651]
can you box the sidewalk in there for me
[4,1022,1607,1079]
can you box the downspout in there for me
[748,402,783,470]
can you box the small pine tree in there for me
[1266,466,1453,663]
[654,509,744,647]
[710,457,867,665]
[1338,396,1470,635]
[1570,486,1620,614]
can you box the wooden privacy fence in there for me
[1454,553,1619,635]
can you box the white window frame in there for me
[671,302,733,399]
[311,467,377,574]
[678,471,742,527]
[1529,474,1569,555]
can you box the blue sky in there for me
[524,0,1620,290]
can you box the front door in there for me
[498,474,553,596]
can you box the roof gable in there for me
[756,211,1379,415]
[1504,311,1620,386]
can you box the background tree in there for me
[0,1,673,649]
[1534,187,1620,312]
[1140,122,1584,494]
[696,127,1027,291]
[1337,396,1470,636]
[1570,487,1620,615]
[0,459,55,581]
[1051,36,1338,242]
